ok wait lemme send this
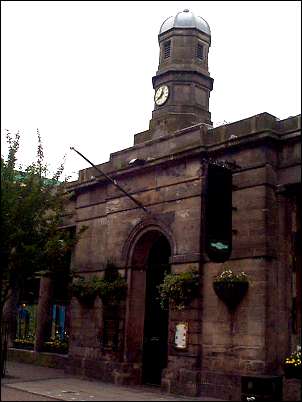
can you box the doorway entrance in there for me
[142,234,171,385]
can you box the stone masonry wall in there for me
[64,113,300,399]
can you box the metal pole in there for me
[70,147,150,215]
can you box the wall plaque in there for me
[174,322,188,349]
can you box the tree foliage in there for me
[0,129,81,317]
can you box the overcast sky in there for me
[1,1,301,180]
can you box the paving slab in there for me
[1,386,60,401]
[2,361,225,401]
[4,378,224,401]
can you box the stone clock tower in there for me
[149,9,214,138]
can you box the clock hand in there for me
[156,87,163,100]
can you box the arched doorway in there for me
[142,234,171,385]
[125,228,171,386]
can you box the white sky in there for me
[1,1,301,181]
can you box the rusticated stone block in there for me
[162,368,202,397]
[200,371,241,400]
[283,378,301,401]
[245,360,266,373]
[170,308,200,321]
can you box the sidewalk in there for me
[1,361,225,401]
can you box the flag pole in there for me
[70,147,150,215]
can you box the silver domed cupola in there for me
[159,9,211,36]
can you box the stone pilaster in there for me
[34,275,53,352]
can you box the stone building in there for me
[10,9,301,401]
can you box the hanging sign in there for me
[174,322,188,349]
[205,162,233,262]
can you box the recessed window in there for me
[163,40,171,59]
[196,43,204,60]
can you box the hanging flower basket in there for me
[213,269,249,310]
[158,269,199,311]
[70,265,127,307]
[97,263,127,306]
[283,349,301,379]
[97,276,127,306]
[70,276,98,306]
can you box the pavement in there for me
[1,361,225,401]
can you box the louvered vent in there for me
[197,43,203,60]
[164,40,171,59]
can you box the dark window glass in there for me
[16,304,37,346]
[197,43,203,60]
[164,41,171,59]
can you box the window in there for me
[15,303,37,349]
[196,43,204,60]
[163,40,171,59]
[51,304,68,341]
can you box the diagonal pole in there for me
[70,147,150,215]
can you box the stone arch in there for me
[122,218,174,383]
[122,216,176,269]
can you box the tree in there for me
[0,129,82,330]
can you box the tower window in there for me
[163,41,171,59]
[196,43,204,60]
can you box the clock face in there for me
[154,85,169,106]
